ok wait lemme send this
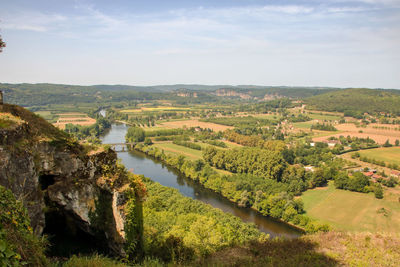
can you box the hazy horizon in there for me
[0,82,399,91]
[0,0,399,88]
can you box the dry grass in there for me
[53,113,96,129]
[201,231,400,266]
[312,123,400,144]
[0,112,24,128]
[0,104,68,140]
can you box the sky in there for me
[0,0,399,89]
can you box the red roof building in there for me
[363,172,374,177]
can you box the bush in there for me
[172,140,202,150]
[311,123,337,131]
[0,186,48,266]
[383,139,393,147]
[144,137,153,145]
[203,140,227,148]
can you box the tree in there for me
[0,35,5,52]
[348,172,370,192]
[126,127,145,143]
[395,139,399,146]
[383,139,392,147]
[374,184,384,199]
[334,172,349,189]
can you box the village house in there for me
[323,139,340,147]
[363,171,374,177]
[366,173,383,183]
[372,174,383,180]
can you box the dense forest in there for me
[0,83,340,109]
[306,88,400,116]
[141,176,266,262]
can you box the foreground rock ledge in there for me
[0,104,136,256]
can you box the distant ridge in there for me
[306,88,400,116]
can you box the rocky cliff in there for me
[0,104,142,256]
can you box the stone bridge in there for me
[107,143,135,152]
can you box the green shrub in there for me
[63,254,128,267]
[0,186,48,266]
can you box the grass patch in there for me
[143,125,172,131]
[34,111,59,121]
[0,112,24,128]
[306,113,342,121]
[153,142,203,160]
[222,140,242,149]
[312,130,344,138]
[301,181,400,232]
[359,147,400,166]
[293,121,314,129]
[153,142,233,175]
[62,254,128,267]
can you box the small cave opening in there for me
[43,207,110,258]
[39,174,56,190]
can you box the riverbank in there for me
[101,123,302,238]
[130,143,322,233]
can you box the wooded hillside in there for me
[306,88,400,116]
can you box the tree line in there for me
[132,143,330,233]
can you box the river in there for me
[101,123,301,238]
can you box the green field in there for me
[359,147,400,166]
[153,142,203,160]
[293,121,314,129]
[312,130,343,138]
[222,140,242,149]
[34,111,59,122]
[301,181,400,233]
[307,113,342,121]
[121,106,191,113]
[252,113,282,121]
[152,142,231,176]
[142,125,171,131]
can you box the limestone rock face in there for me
[0,104,131,256]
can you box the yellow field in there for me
[312,123,400,145]
[301,181,400,233]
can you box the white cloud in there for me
[0,12,66,32]
[355,0,400,5]
[2,23,47,32]
[0,1,399,88]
